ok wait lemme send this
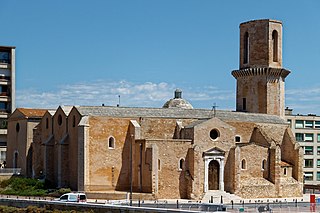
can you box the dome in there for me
[162,89,193,109]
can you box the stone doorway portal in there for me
[203,147,225,192]
[208,160,219,190]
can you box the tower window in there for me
[16,123,20,133]
[72,116,76,127]
[58,114,62,126]
[46,118,49,129]
[272,30,278,62]
[243,32,249,64]
[242,98,247,111]
[235,136,241,142]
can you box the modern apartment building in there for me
[0,46,16,165]
[285,108,320,186]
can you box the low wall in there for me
[0,198,207,213]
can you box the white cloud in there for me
[18,81,320,115]
[16,80,235,110]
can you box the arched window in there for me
[262,159,266,170]
[108,136,115,149]
[243,32,249,64]
[241,159,246,170]
[179,158,185,170]
[284,168,287,176]
[272,30,278,62]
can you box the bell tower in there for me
[232,19,290,117]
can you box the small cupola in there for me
[162,89,193,109]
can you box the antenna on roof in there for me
[117,95,120,107]
[211,103,219,117]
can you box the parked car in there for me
[58,192,87,203]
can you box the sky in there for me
[1,1,320,115]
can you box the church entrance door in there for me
[203,147,225,192]
[208,160,219,190]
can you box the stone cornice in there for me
[231,67,291,79]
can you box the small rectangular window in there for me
[287,119,292,128]
[315,121,320,129]
[305,146,313,155]
[317,172,320,181]
[295,133,304,142]
[0,51,10,64]
[305,133,314,142]
[305,159,314,168]
[317,159,320,168]
[304,172,314,181]
[295,120,304,128]
[318,147,320,155]
[305,121,313,128]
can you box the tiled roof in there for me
[17,108,48,118]
[75,106,287,124]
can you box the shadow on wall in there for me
[179,149,193,199]
[115,128,131,191]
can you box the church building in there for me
[7,19,303,199]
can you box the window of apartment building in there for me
[295,120,304,128]
[0,119,7,129]
[0,102,7,111]
[317,172,320,181]
[305,121,314,128]
[305,146,313,155]
[0,151,5,162]
[305,159,314,168]
[296,133,304,142]
[305,133,314,142]
[0,51,10,64]
[318,147,320,155]
[315,121,320,129]
[317,159,320,168]
[317,134,320,142]
[304,172,314,181]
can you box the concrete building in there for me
[0,46,16,165]
[285,108,320,187]
[7,19,304,199]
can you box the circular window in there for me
[16,123,20,132]
[210,129,219,140]
[58,115,62,126]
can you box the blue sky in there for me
[1,1,320,114]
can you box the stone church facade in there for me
[7,19,303,199]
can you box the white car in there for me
[58,192,87,203]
